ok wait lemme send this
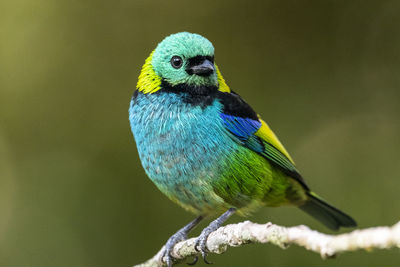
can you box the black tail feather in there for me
[299,192,357,230]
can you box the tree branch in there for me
[134,221,400,267]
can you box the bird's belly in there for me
[138,129,224,185]
[129,93,286,215]
[137,129,231,213]
[130,94,238,213]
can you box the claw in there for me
[161,248,174,267]
[159,216,203,267]
[187,256,198,265]
[193,231,212,264]
[194,237,213,265]
[193,208,236,265]
[201,251,213,264]
[162,242,177,267]
[193,238,202,253]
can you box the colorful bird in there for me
[129,32,356,266]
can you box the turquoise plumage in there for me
[129,32,356,266]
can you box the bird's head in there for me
[137,32,230,94]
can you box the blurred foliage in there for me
[1,0,400,266]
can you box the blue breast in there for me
[129,92,237,213]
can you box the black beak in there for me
[187,59,215,76]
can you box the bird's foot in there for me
[194,226,215,264]
[159,216,203,267]
[193,208,236,265]
[161,229,188,267]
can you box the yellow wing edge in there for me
[255,118,295,165]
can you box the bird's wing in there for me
[218,91,308,189]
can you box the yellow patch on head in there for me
[215,65,231,93]
[137,54,229,94]
[137,50,162,94]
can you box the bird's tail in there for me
[299,191,357,230]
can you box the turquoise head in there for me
[152,32,218,87]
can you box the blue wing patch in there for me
[220,113,261,141]
[220,112,306,187]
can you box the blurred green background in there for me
[1,0,400,266]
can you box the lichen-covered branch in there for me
[134,221,400,267]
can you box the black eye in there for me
[170,56,183,69]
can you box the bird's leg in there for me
[161,216,203,267]
[194,208,236,264]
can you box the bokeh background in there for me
[1,0,400,266]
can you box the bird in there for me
[129,32,356,266]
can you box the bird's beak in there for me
[188,59,215,76]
